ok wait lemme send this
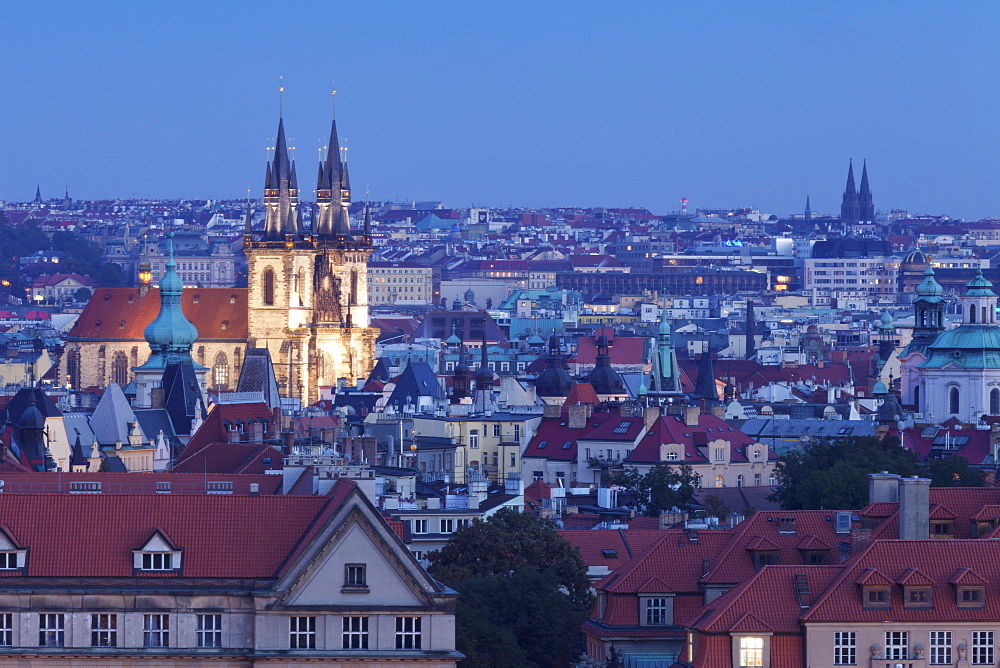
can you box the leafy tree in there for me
[426,508,593,667]
[73,287,92,303]
[770,436,919,510]
[610,462,698,517]
[701,494,731,521]
[923,455,984,487]
[94,263,125,287]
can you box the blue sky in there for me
[3,1,1000,218]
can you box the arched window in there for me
[970,304,977,323]
[263,268,275,305]
[111,351,129,387]
[991,389,1000,416]
[984,306,989,324]
[213,352,229,390]
[950,387,960,415]
[715,475,724,488]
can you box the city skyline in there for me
[5,1,1000,217]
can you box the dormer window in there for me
[133,529,182,573]
[864,587,890,609]
[960,587,986,608]
[905,587,932,608]
[0,528,27,571]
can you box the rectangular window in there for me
[739,636,763,667]
[930,631,951,665]
[0,553,18,569]
[141,553,173,571]
[469,432,479,449]
[493,424,501,437]
[514,425,521,442]
[38,613,64,647]
[645,598,669,625]
[197,614,222,648]
[885,631,908,660]
[345,564,366,587]
[440,519,454,533]
[395,616,422,650]
[290,616,316,649]
[0,613,10,647]
[143,614,170,647]
[973,631,994,664]
[342,616,369,649]
[91,614,117,647]
[834,631,856,665]
[413,519,427,534]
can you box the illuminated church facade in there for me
[62,104,377,405]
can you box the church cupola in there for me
[140,233,199,367]
[534,334,574,403]
[588,334,626,398]
[961,268,997,325]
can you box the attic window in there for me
[230,295,237,304]
[104,295,111,303]
[612,421,631,435]
[134,531,182,573]
[220,321,229,331]
[118,322,125,329]
[959,587,986,609]
[863,586,890,609]
[601,549,618,559]
[562,441,573,449]
[127,295,134,303]
[94,320,102,329]
[0,530,27,570]
[537,441,548,449]
[904,587,932,609]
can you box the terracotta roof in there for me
[172,443,281,475]
[804,540,1000,623]
[0,472,282,495]
[184,402,277,452]
[0,491,356,578]
[66,287,248,340]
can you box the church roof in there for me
[919,325,1000,370]
[66,288,248,341]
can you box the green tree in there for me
[610,462,698,517]
[923,455,984,487]
[701,494,731,521]
[94,263,125,287]
[770,436,919,510]
[73,287,92,302]
[426,508,593,667]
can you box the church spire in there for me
[804,192,812,224]
[315,86,350,238]
[33,184,42,204]
[262,110,300,239]
[137,232,199,369]
[841,159,860,225]
[858,159,874,222]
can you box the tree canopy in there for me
[770,436,919,510]
[426,508,593,667]
[610,462,698,517]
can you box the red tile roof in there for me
[67,287,248,340]
[184,402,278,452]
[172,443,281,475]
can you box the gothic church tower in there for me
[244,101,377,405]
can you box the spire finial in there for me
[278,75,285,118]
[331,79,337,119]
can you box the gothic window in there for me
[111,352,129,387]
[197,346,205,366]
[263,268,275,305]
[350,270,358,305]
[950,387,960,415]
[991,389,999,416]
[213,352,229,390]
[298,268,306,306]
[67,349,81,390]
[234,348,242,378]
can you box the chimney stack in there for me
[898,475,931,540]
[868,471,901,504]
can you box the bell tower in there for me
[245,92,377,406]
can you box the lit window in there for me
[91,614,117,647]
[739,636,763,666]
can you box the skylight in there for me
[612,421,631,434]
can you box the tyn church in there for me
[62,106,377,405]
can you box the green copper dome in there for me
[964,267,997,298]
[879,310,894,332]
[916,266,943,302]
[138,233,199,369]
[918,325,1000,370]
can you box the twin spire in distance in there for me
[259,81,353,240]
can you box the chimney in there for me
[150,387,165,409]
[683,405,700,427]
[643,405,661,430]
[360,437,377,464]
[898,475,931,540]
[567,404,589,429]
[710,405,725,417]
[248,420,264,443]
[850,526,872,554]
[249,483,259,497]
[868,471,901,504]
[543,404,562,419]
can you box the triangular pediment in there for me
[136,528,178,552]
[0,527,22,551]
[941,362,964,371]
[275,486,445,608]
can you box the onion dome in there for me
[588,334,625,395]
[872,378,888,397]
[903,248,928,265]
[879,310,895,332]
[19,398,44,430]
[143,232,198,363]
[916,266,943,301]
[535,334,573,398]
[965,267,997,298]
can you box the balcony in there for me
[586,455,625,469]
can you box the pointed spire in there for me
[845,159,856,194]
[244,188,252,236]
[363,201,372,238]
[33,184,42,203]
[859,160,870,195]
[804,192,812,223]
[858,159,874,222]
[693,348,717,401]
